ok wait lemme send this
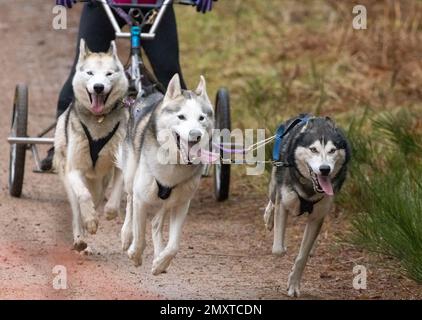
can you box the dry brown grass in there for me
[177,1,422,119]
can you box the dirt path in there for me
[0,0,420,300]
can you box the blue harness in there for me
[272,114,310,163]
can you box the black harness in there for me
[80,121,120,167]
[297,193,323,215]
[64,101,122,167]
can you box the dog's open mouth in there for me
[87,89,111,115]
[308,165,334,196]
[173,133,219,165]
[174,132,194,165]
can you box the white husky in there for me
[54,39,128,251]
[118,74,214,275]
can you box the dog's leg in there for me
[64,177,87,251]
[287,217,324,297]
[67,170,98,234]
[264,168,277,230]
[88,178,103,210]
[309,236,319,257]
[127,194,147,266]
[152,201,189,275]
[121,192,133,251]
[105,168,124,220]
[152,208,166,259]
[273,194,288,256]
[263,200,274,231]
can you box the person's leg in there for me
[142,5,187,89]
[42,3,125,171]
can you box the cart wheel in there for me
[214,88,231,202]
[9,84,28,197]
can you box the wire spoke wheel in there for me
[9,84,28,197]
[213,88,231,201]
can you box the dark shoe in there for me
[40,147,55,171]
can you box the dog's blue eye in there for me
[178,115,186,120]
[309,147,318,153]
[87,71,93,76]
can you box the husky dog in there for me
[264,115,351,297]
[54,39,129,251]
[118,74,214,275]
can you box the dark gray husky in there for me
[264,115,351,297]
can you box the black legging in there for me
[56,2,186,118]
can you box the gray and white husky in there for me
[54,39,128,251]
[118,74,214,275]
[264,115,351,297]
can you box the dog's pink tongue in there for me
[91,95,105,115]
[317,176,334,196]
[199,149,220,164]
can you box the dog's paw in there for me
[73,239,88,252]
[272,246,287,256]
[127,244,143,267]
[80,246,94,256]
[151,252,175,276]
[83,217,99,234]
[121,236,132,252]
[121,225,133,251]
[104,206,119,221]
[264,201,274,231]
[287,274,301,298]
[80,201,98,234]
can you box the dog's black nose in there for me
[93,83,105,94]
[319,165,331,176]
[189,129,202,143]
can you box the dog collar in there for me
[96,101,124,123]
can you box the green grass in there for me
[343,111,422,282]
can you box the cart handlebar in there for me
[77,0,196,9]
[75,0,196,40]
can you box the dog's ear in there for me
[78,39,91,63]
[195,75,207,97]
[325,116,336,128]
[164,74,182,101]
[107,41,118,58]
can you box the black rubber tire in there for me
[9,84,28,197]
[213,88,231,202]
